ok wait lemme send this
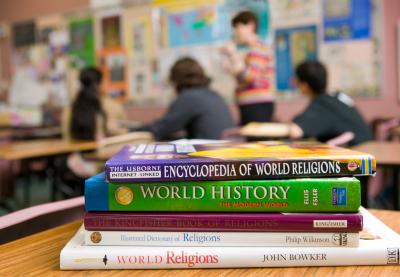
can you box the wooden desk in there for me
[0,134,152,205]
[353,141,400,209]
[0,139,98,206]
[240,122,290,139]
[353,141,400,166]
[0,139,98,160]
[0,209,399,276]
[0,131,153,161]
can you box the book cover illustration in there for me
[85,174,360,212]
[105,141,376,182]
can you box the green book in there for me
[85,173,360,212]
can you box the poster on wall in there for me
[129,16,152,60]
[275,25,318,92]
[323,0,371,42]
[98,48,128,100]
[320,40,378,97]
[101,15,121,48]
[160,0,270,47]
[69,17,95,68]
[167,5,221,47]
[130,63,152,100]
[13,20,36,48]
[269,0,319,27]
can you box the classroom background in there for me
[0,0,398,124]
[0,0,399,233]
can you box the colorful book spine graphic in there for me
[85,174,360,212]
[84,212,363,232]
[84,230,359,247]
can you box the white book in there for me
[84,230,359,247]
[60,208,400,270]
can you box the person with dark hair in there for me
[61,67,128,178]
[221,10,274,125]
[63,67,127,140]
[141,57,234,140]
[70,67,106,140]
[290,60,373,146]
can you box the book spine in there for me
[105,157,375,182]
[60,243,399,269]
[84,213,363,232]
[85,178,360,212]
[84,230,359,247]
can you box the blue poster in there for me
[323,0,371,42]
[167,0,270,48]
[275,25,318,92]
[167,6,226,48]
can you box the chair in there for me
[368,118,400,205]
[0,196,84,244]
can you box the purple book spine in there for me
[84,212,363,232]
[105,160,366,182]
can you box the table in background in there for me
[0,139,98,160]
[0,139,98,206]
[239,122,290,141]
[353,141,400,209]
[0,209,399,276]
[0,133,153,206]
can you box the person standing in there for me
[221,11,274,125]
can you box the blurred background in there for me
[0,0,399,221]
[0,0,398,123]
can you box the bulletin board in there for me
[141,0,381,105]
[7,0,382,108]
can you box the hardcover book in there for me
[85,173,360,212]
[105,141,376,182]
[84,211,363,232]
[60,208,400,269]
[84,230,359,247]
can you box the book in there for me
[60,208,399,269]
[84,230,359,247]
[84,211,363,232]
[85,174,360,212]
[104,141,376,182]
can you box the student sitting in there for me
[290,60,373,146]
[61,67,127,179]
[140,57,234,140]
[62,67,127,140]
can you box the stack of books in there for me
[60,141,400,270]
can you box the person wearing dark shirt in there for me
[143,57,234,140]
[290,60,373,146]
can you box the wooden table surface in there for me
[0,132,154,161]
[239,122,290,138]
[0,139,98,160]
[0,209,399,276]
[353,141,400,166]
